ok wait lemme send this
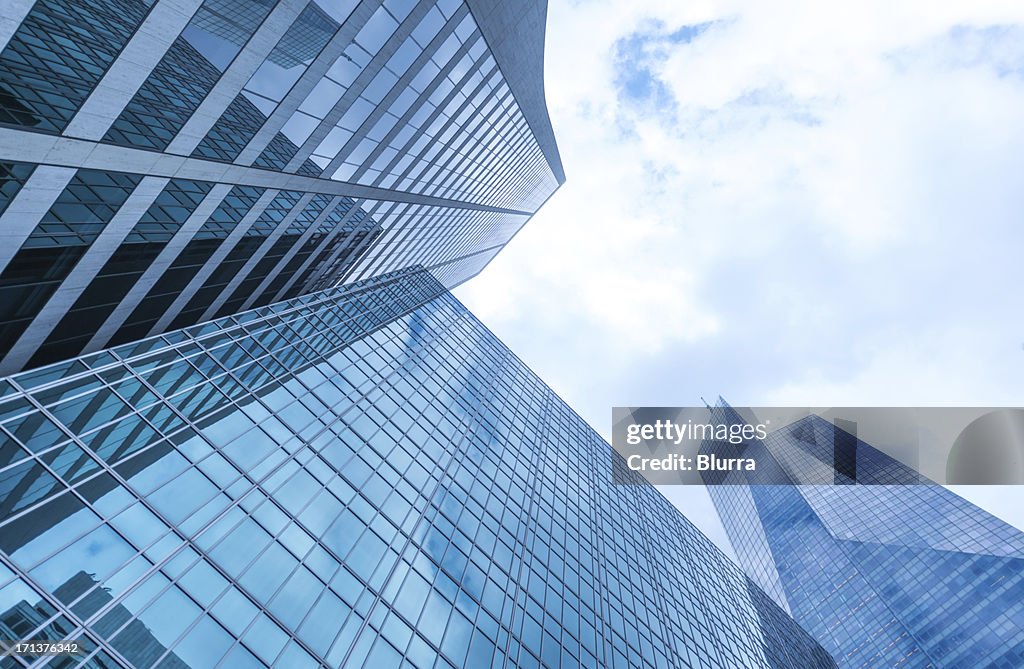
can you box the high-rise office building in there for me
[0,0,564,375]
[705,405,1024,669]
[0,270,836,669]
[0,2,840,668]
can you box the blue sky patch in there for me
[614,21,715,108]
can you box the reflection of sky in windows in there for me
[303,17,434,160]
[432,33,462,71]
[410,60,441,93]
[146,0,554,210]
[0,260,822,665]
[370,114,397,143]
[0,572,39,615]
[280,112,320,148]
[182,0,278,71]
[311,0,360,27]
[293,8,497,189]
[412,7,446,48]
[387,38,422,76]
[380,90,415,128]
[299,78,345,118]
[180,24,239,72]
[339,98,375,134]
[363,69,399,105]
[356,6,400,54]
[241,3,341,118]
[428,77,455,107]
[244,61,303,110]
[0,0,564,638]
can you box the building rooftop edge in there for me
[465,0,566,186]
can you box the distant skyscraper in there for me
[705,404,1024,669]
[0,0,564,374]
[0,270,835,669]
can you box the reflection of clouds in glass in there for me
[278,102,321,145]
[410,60,441,92]
[388,39,422,76]
[29,518,134,593]
[412,7,446,48]
[388,87,419,120]
[235,1,350,123]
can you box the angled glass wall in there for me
[0,0,563,375]
[0,271,834,669]
[706,404,1024,669]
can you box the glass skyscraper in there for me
[0,0,563,374]
[705,405,1024,669]
[0,2,842,668]
[0,271,835,668]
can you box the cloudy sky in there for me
[455,0,1024,552]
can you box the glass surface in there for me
[0,0,152,132]
[0,270,833,668]
[708,407,1024,669]
[0,0,565,377]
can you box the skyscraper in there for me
[0,0,563,374]
[705,405,1024,668]
[0,3,841,669]
[0,270,836,669]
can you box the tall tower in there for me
[0,0,563,374]
[0,3,842,668]
[705,404,1024,668]
[0,271,836,669]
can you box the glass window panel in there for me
[173,615,234,669]
[242,615,288,665]
[300,78,346,118]
[313,126,354,161]
[354,6,399,54]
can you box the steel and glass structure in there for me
[705,405,1024,669]
[0,2,842,668]
[0,0,564,375]
[0,270,835,669]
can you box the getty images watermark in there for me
[611,405,1024,486]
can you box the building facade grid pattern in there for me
[705,406,1024,669]
[0,272,833,669]
[0,0,562,375]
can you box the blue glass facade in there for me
[706,406,1024,668]
[0,0,563,374]
[0,272,834,668]
[1,3,843,668]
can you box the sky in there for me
[455,0,1024,554]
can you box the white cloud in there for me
[455,0,1024,544]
